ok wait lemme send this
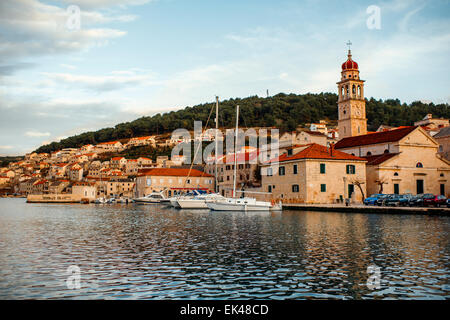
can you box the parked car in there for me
[447,198,450,208]
[364,194,383,206]
[385,194,404,207]
[423,195,447,207]
[376,194,393,206]
[398,194,413,206]
[409,193,434,207]
[408,194,423,206]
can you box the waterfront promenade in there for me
[284,203,450,216]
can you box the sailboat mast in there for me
[215,96,219,194]
[233,105,239,198]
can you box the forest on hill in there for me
[34,92,450,154]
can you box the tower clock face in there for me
[355,106,361,117]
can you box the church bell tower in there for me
[337,43,367,139]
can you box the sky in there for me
[0,0,449,156]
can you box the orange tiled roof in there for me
[269,143,365,163]
[98,141,120,145]
[111,157,125,161]
[130,136,153,141]
[335,126,417,149]
[138,168,213,177]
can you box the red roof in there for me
[342,52,359,70]
[363,153,398,165]
[138,168,213,177]
[269,143,365,163]
[98,141,120,145]
[111,157,125,161]
[335,126,417,149]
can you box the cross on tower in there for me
[346,40,352,51]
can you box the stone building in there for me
[134,168,214,198]
[335,126,450,196]
[259,143,366,204]
[433,126,450,161]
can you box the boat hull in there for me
[207,201,271,211]
[177,199,209,209]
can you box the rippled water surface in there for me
[0,198,449,299]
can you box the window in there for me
[186,179,191,184]
[394,172,399,176]
[416,162,423,168]
[292,184,299,193]
[320,184,326,192]
[440,184,445,196]
[268,185,272,193]
[293,164,298,174]
[346,165,356,174]
[440,173,444,177]
[287,149,293,156]
[366,151,372,156]
[279,166,285,176]
[226,165,230,170]
[267,168,273,176]
[320,163,326,174]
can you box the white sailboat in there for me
[207,105,282,212]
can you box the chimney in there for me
[330,142,335,157]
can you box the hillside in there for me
[34,92,450,154]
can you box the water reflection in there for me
[0,198,448,299]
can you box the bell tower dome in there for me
[337,43,367,139]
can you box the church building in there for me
[335,48,450,197]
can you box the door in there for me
[348,184,354,199]
[416,180,424,194]
[440,184,445,196]
[394,184,399,195]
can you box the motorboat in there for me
[133,191,166,204]
[207,197,282,211]
[94,197,107,204]
[177,193,225,209]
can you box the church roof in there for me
[335,126,417,149]
[268,143,365,163]
[362,153,399,165]
[342,50,359,70]
[434,126,450,138]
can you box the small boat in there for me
[95,197,107,204]
[207,197,282,211]
[106,197,116,204]
[133,191,166,204]
[177,193,225,209]
[167,190,207,209]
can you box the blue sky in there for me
[0,0,449,155]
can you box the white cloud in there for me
[25,131,51,137]
[0,0,130,65]
[0,145,13,150]
[42,71,158,92]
